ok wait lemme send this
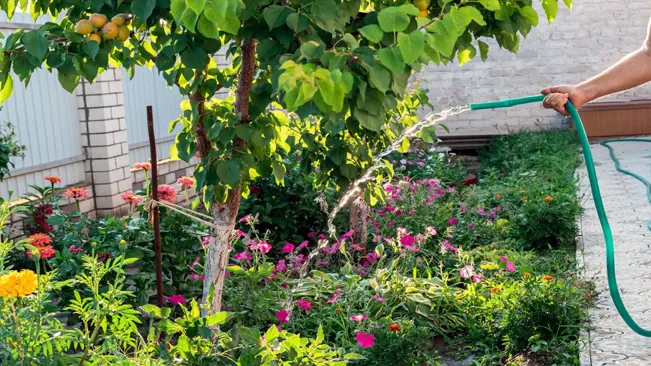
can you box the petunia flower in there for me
[356,331,375,348]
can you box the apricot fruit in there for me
[75,19,93,35]
[116,25,130,42]
[89,13,108,28]
[101,22,118,40]
[88,33,102,44]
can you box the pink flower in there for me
[317,258,328,266]
[417,162,425,167]
[448,217,458,226]
[460,265,474,279]
[327,293,341,303]
[349,314,368,322]
[405,245,420,252]
[176,176,194,188]
[239,214,252,223]
[121,191,142,205]
[426,226,437,236]
[255,241,272,254]
[477,208,486,215]
[441,240,458,253]
[356,331,375,348]
[188,273,203,281]
[134,162,151,170]
[373,294,385,302]
[68,245,84,255]
[318,234,327,240]
[189,256,201,270]
[276,310,289,323]
[156,184,177,202]
[64,187,89,201]
[506,261,516,272]
[307,232,316,238]
[275,260,287,272]
[472,273,483,283]
[202,236,211,247]
[351,243,363,251]
[282,242,295,253]
[233,251,252,262]
[298,240,309,250]
[297,299,312,311]
[499,256,508,262]
[235,230,248,238]
[341,230,354,240]
[167,294,186,305]
[415,233,426,244]
[397,227,408,235]
[400,235,415,247]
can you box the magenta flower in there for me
[297,299,312,311]
[239,214,252,223]
[472,273,483,283]
[167,294,186,305]
[298,240,309,250]
[349,314,368,322]
[400,235,415,247]
[417,162,425,167]
[327,293,341,303]
[499,256,508,262]
[275,259,287,272]
[235,230,248,238]
[233,251,252,262]
[373,294,385,302]
[448,217,458,226]
[460,265,474,279]
[341,230,355,240]
[477,208,486,215]
[276,310,289,323]
[318,233,327,240]
[356,331,375,348]
[282,242,295,253]
[506,261,516,272]
[441,240,458,253]
[256,241,272,254]
[68,245,84,255]
[307,232,316,238]
[351,243,364,251]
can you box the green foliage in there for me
[0,121,25,182]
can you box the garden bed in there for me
[0,129,593,365]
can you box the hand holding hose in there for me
[541,85,591,116]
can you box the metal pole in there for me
[146,105,164,307]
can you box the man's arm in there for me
[542,16,651,115]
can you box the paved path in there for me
[579,138,651,365]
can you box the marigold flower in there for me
[521,197,527,201]
[490,287,501,293]
[335,307,342,313]
[64,187,89,201]
[0,270,38,298]
[27,233,52,247]
[544,196,554,202]
[45,175,61,184]
[176,176,194,188]
[134,162,151,170]
[524,272,531,278]
[121,191,142,205]
[495,194,501,199]
[543,275,554,281]
[388,323,401,332]
[156,184,177,202]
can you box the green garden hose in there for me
[471,94,651,337]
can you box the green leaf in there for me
[81,41,99,59]
[57,71,79,93]
[171,0,200,32]
[157,319,184,334]
[478,0,500,11]
[264,325,279,343]
[315,325,324,345]
[427,20,457,57]
[186,0,206,13]
[217,160,240,186]
[344,353,366,360]
[0,74,13,104]
[286,12,310,33]
[132,0,156,20]
[422,43,440,65]
[398,137,410,153]
[300,41,324,60]
[378,47,404,74]
[21,30,47,62]
[367,63,391,92]
[359,24,384,43]
[457,44,476,65]
[206,312,230,326]
[478,40,489,61]
[542,0,559,23]
[263,5,292,30]
[302,0,341,34]
[140,304,163,318]
[397,30,424,65]
[197,14,220,39]
[378,7,410,32]
[519,6,539,26]
[204,0,241,34]
[563,0,572,10]
[340,164,358,180]
[181,46,209,69]
[354,108,383,132]
[458,6,486,26]
[272,161,286,183]
[342,33,358,49]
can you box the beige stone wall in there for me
[421,0,651,136]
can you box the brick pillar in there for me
[77,67,132,217]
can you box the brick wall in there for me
[422,0,651,136]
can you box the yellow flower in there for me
[0,270,38,298]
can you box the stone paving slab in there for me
[579,138,651,365]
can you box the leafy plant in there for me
[0,121,25,182]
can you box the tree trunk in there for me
[201,38,257,317]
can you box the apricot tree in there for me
[0,0,571,315]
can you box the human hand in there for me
[541,85,590,116]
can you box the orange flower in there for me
[544,196,554,202]
[388,323,401,332]
[521,197,527,201]
[495,194,501,199]
[523,272,531,278]
[64,187,89,201]
[335,307,342,313]
[133,162,151,171]
[29,245,55,259]
[543,275,554,281]
[26,233,52,247]
[45,175,61,184]
[176,176,194,188]
[490,287,501,293]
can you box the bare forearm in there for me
[578,47,651,102]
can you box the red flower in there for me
[27,233,52,247]
[176,176,194,188]
[463,173,477,186]
[29,245,55,259]
[121,191,142,205]
[133,162,151,170]
[388,323,401,332]
[64,187,89,201]
[45,175,61,184]
[156,184,177,202]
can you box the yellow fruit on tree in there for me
[101,22,119,40]
[419,9,429,17]
[89,13,108,28]
[111,14,126,26]
[88,33,102,44]
[413,0,430,11]
[116,25,130,42]
[75,19,93,35]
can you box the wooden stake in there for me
[147,105,164,307]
